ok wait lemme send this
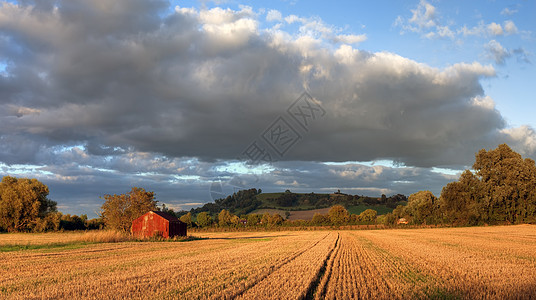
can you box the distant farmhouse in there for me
[131,211,187,238]
[397,218,408,225]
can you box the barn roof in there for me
[150,211,181,222]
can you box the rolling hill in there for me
[188,189,406,219]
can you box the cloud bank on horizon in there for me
[0,0,534,215]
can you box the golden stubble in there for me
[1,225,535,299]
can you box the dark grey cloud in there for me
[1,2,536,216]
[1,2,533,169]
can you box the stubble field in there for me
[1,225,535,299]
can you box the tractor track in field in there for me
[229,232,334,299]
[304,232,340,300]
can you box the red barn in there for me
[131,211,187,238]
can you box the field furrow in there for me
[312,232,342,300]
[236,232,338,300]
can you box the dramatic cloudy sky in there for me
[1,0,535,217]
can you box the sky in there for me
[0,0,535,217]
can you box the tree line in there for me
[383,144,536,226]
[174,205,378,229]
[2,144,535,232]
[0,176,103,232]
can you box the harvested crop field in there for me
[1,225,535,299]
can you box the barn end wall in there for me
[131,211,187,238]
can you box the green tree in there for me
[350,214,361,224]
[328,205,350,225]
[406,191,439,224]
[247,214,261,226]
[231,215,241,227]
[196,212,213,227]
[60,213,87,230]
[85,217,104,230]
[180,212,193,228]
[359,209,377,223]
[261,212,271,226]
[0,176,57,232]
[100,187,157,232]
[269,213,284,226]
[473,144,536,223]
[218,209,233,227]
[311,213,329,225]
[440,170,483,225]
[382,213,396,225]
[34,212,61,232]
[382,204,406,225]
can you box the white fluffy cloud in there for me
[395,0,454,40]
[395,2,528,68]
[460,20,519,37]
[409,0,437,29]
[399,0,522,41]
[503,20,518,35]
[501,126,536,157]
[266,9,282,22]
[487,22,504,36]
[332,34,367,45]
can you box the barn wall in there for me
[169,221,187,237]
[132,213,170,238]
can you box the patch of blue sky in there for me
[93,167,115,173]
[393,180,414,184]
[52,144,85,153]
[0,62,6,76]
[323,160,401,168]
[215,161,275,175]
[172,175,201,181]
[0,163,53,176]
[134,171,159,177]
[431,167,463,176]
